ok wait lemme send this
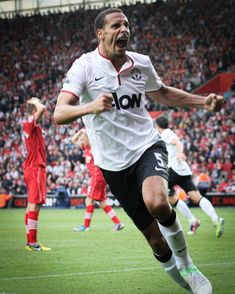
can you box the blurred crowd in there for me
[0,0,234,198]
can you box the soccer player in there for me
[23,97,51,251]
[72,128,124,232]
[54,8,224,293]
[155,115,224,237]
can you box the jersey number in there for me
[154,152,165,171]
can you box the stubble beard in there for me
[110,48,127,62]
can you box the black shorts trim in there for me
[168,168,197,196]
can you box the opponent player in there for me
[54,8,224,293]
[23,97,51,251]
[72,128,124,232]
[155,115,224,237]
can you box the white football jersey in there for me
[61,47,163,171]
[160,128,192,175]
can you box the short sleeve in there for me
[145,57,164,92]
[61,55,86,97]
[23,115,36,136]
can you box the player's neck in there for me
[111,56,128,72]
[98,46,127,72]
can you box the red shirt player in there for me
[23,97,51,251]
[72,128,124,232]
[83,146,107,202]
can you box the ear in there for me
[96,28,105,42]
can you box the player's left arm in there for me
[171,138,186,161]
[147,85,224,112]
[71,129,84,147]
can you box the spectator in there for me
[0,0,234,201]
[54,180,70,208]
[194,168,211,197]
[0,186,12,209]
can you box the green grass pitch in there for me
[0,207,234,294]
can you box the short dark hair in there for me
[26,103,36,115]
[94,8,124,33]
[155,115,169,129]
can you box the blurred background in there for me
[0,0,234,209]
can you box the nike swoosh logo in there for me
[95,77,104,81]
[178,246,186,254]
[155,167,166,171]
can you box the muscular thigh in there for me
[101,164,154,230]
[101,141,169,230]
[136,141,169,208]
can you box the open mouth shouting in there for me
[115,36,129,52]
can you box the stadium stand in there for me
[0,0,234,200]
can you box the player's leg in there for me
[143,175,191,268]
[84,196,94,228]
[25,210,29,245]
[169,173,200,235]
[99,199,124,231]
[102,167,190,291]
[139,143,212,293]
[143,176,212,293]
[141,219,191,291]
[140,144,192,270]
[98,179,124,231]
[169,193,200,235]
[24,169,31,245]
[26,202,40,247]
[188,190,224,237]
[74,196,94,231]
[25,203,51,251]
[25,166,51,251]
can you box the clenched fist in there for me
[204,93,224,112]
[90,93,113,114]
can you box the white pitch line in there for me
[0,261,234,282]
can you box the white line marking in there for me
[0,261,234,282]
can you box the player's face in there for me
[98,12,130,59]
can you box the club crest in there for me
[131,68,142,80]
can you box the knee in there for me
[86,197,93,206]
[145,192,171,219]
[149,200,169,218]
[99,201,106,208]
[188,191,201,204]
[142,176,171,219]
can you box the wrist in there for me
[83,102,95,115]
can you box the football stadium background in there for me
[0,0,234,293]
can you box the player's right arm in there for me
[27,97,46,123]
[149,85,224,112]
[53,92,113,125]
[145,56,224,112]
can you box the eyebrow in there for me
[110,19,129,27]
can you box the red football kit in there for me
[23,115,46,204]
[83,146,106,201]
